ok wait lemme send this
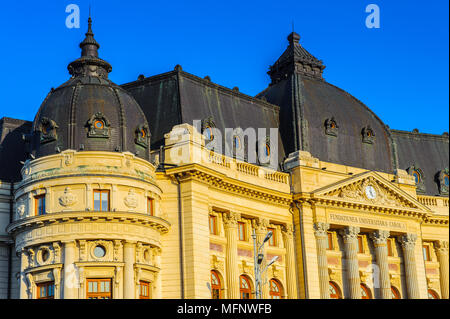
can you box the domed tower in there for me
[7,18,168,299]
[30,17,150,160]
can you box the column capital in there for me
[222,211,240,228]
[281,224,294,239]
[398,233,417,249]
[369,230,390,246]
[339,226,360,241]
[252,217,269,233]
[435,240,449,254]
[313,222,330,238]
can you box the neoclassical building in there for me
[0,18,448,299]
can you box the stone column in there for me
[223,212,241,299]
[314,222,330,299]
[19,249,29,299]
[253,217,269,299]
[63,241,76,299]
[339,226,361,299]
[435,240,449,299]
[282,224,298,299]
[123,241,136,299]
[398,233,420,299]
[369,230,391,299]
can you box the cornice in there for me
[164,164,292,206]
[7,211,170,235]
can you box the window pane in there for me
[101,192,109,211]
[94,192,100,211]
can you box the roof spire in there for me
[80,13,100,57]
[68,13,112,78]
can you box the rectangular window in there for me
[267,227,276,246]
[358,235,364,254]
[147,197,154,216]
[37,281,54,299]
[139,281,150,299]
[86,279,112,299]
[35,195,46,216]
[387,238,393,257]
[209,215,217,235]
[423,245,431,261]
[327,232,333,250]
[93,190,109,212]
[238,222,246,241]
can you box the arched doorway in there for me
[391,286,401,299]
[269,279,283,299]
[211,270,222,299]
[428,289,440,299]
[329,281,342,299]
[360,284,372,299]
[239,275,252,299]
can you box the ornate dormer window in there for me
[362,126,375,144]
[436,168,449,196]
[39,117,58,144]
[87,112,110,138]
[135,124,150,148]
[407,165,426,194]
[201,117,216,142]
[324,117,339,137]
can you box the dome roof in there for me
[259,32,396,174]
[30,17,150,160]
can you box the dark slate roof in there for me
[391,130,449,196]
[257,73,396,174]
[0,117,32,182]
[122,68,285,167]
[30,17,150,161]
[257,32,397,174]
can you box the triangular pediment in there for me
[312,171,431,212]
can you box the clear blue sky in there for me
[0,0,448,134]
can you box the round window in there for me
[94,245,106,258]
[140,129,146,138]
[94,120,104,129]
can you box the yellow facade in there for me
[0,123,447,299]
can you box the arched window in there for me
[269,279,283,299]
[360,284,372,299]
[329,281,342,299]
[391,286,401,299]
[412,170,421,184]
[239,275,252,299]
[211,271,222,299]
[428,289,439,299]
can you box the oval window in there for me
[412,171,420,184]
[42,249,50,262]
